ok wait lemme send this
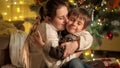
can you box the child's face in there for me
[66,15,85,34]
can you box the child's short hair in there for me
[68,8,91,29]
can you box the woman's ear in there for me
[45,16,51,23]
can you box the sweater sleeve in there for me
[76,31,93,51]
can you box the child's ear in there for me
[82,28,86,31]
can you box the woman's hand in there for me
[61,41,79,58]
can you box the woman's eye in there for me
[58,17,64,20]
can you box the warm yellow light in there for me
[111,10,114,12]
[7,5,10,8]
[100,23,102,26]
[97,22,100,25]
[103,9,106,12]
[8,19,12,21]
[14,2,17,5]
[19,1,24,4]
[92,58,95,61]
[95,7,99,10]
[17,8,20,13]
[14,16,18,20]
[69,0,74,4]
[6,0,8,1]
[116,59,120,66]
[85,52,90,56]
[98,19,101,22]
[3,12,7,15]
[105,8,108,10]
[19,16,24,19]
[85,6,88,8]
[91,53,94,57]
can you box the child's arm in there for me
[49,46,64,60]
[66,31,93,59]
[76,31,93,51]
[33,31,45,47]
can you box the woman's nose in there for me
[65,17,68,23]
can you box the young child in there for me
[49,7,93,61]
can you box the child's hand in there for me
[61,41,78,58]
[33,31,45,47]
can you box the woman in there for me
[29,0,81,68]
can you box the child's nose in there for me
[72,21,77,26]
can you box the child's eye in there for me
[69,18,75,22]
[78,22,82,25]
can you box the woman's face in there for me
[66,15,85,34]
[51,6,68,31]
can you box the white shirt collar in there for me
[46,23,58,31]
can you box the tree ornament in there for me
[106,32,113,40]
[113,0,120,9]
[107,0,120,9]
[35,0,40,3]
[77,0,85,5]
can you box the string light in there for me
[103,9,106,12]
[8,19,11,21]
[19,16,24,19]
[111,10,114,12]
[19,1,24,4]
[69,0,74,4]
[91,23,94,26]
[14,16,18,20]
[85,6,88,8]
[91,53,94,57]
[17,7,20,13]
[5,0,8,1]
[116,59,120,66]
[98,19,101,22]
[3,12,7,15]
[7,5,10,8]
[0,0,36,21]
[85,51,90,56]
[14,2,17,5]
[105,8,108,10]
